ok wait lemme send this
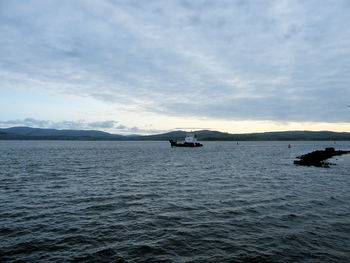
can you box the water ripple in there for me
[1,141,350,262]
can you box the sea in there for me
[1,140,350,263]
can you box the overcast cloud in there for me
[1,0,350,128]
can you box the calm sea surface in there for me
[1,141,350,262]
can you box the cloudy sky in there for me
[1,0,350,134]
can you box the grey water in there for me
[1,141,350,263]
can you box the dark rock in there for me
[294,147,350,168]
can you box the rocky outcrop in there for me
[294,147,350,168]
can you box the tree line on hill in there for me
[1,127,350,141]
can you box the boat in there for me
[169,133,203,147]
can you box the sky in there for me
[1,0,350,135]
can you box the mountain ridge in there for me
[1,126,350,141]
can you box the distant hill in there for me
[132,130,350,141]
[1,126,350,141]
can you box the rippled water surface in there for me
[1,141,350,262]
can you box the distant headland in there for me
[1,127,350,141]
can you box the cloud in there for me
[0,118,51,128]
[0,118,169,135]
[1,0,350,124]
[89,121,117,129]
[0,118,118,130]
[116,124,127,130]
